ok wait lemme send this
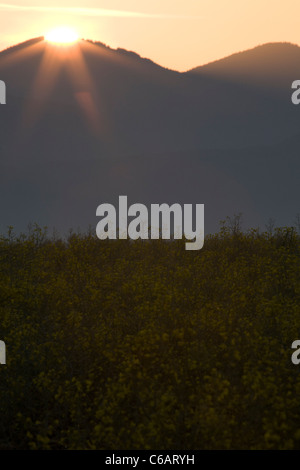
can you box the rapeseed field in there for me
[0,223,299,449]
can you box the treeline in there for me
[0,223,299,449]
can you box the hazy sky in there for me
[0,0,300,71]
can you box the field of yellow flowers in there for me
[0,223,299,449]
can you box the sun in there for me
[45,27,79,44]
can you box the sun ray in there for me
[64,41,105,136]
[19,37,109,138]
[21,42,67,130]
[0,38,43,69]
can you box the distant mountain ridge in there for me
[0,37,44,56]
[189,42,300,91]
[3,38,300,73]
[0,38,299,234]
[190,42,300,71]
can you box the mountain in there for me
[0,38,299,234]
[190,42,300,84]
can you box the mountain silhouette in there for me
[0,38,299,234]
[190,42,300,83]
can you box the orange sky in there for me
[0,0,300,71]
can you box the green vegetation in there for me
[0,222,299,449]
